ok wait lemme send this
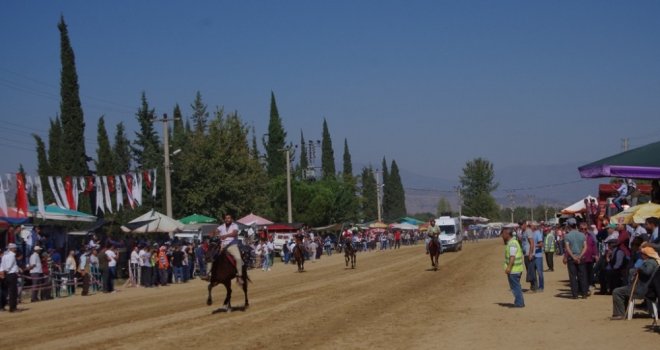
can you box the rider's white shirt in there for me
[218,223,239,246]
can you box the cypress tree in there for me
[33,135,50,177]
[58,16,88,176]
[132,92,161,170]
[48,117,63,176]
[95,116,114,175]
[250,126,260,160]
[113,122,131,173]
[190,91,209,133]
[171,104,187,154]
[360,166,378,221]
[321,118,335,178]
[265,91,286,178]
[299,130,308,178]
[342,138,353,181]
[388,160,407,218]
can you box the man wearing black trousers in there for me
[0,243,20,312]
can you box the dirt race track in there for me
[1,239,658,349]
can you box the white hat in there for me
[34,246,43,251]
[8,243,17,249]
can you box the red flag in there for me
[108,176,116,193]
[15,173,28,215]
[64,176,76,210]
[85,176,95,192]
[143,170,152,190]
[125,175,134,208]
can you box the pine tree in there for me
[360,166,378,221]
[321,118,335,178]
[132,92,161,170]
[459,158,499,219]
[95,116,114,175]
[58,16,88,176]
[48,117,63,176]
[387,160,407,219]
[342,138,353,181]
[299,130,308,178]
[113,122,131,173]
[190,91,209,133]
[265,92,286,178]
[250,126,260,160]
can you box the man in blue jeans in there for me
[531,223,545,292]
[501,227,525,307]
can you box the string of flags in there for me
[0,169,157,219]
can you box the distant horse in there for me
[206,246,251,313]
[344,240,356,269]
[428,237,440,270]
[292,243,305,272]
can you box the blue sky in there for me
[1,1,659,200]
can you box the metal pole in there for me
[456,186,463,233]
[162,114,173,219]
[376,169,382,222]
[286,148,292,224]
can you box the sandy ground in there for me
[1,239,658,349]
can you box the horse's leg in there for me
[207,282,214,305]
[223,281,232,311]
[243,270,249,308]
[345,253,349,267]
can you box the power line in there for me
[404,179,586,194]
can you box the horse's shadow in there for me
[425,268,438,272]
[212,305,249,314]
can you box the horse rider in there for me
[217,214,244,286]
[427,219,440,254]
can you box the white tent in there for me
[561,195,597,215]
[390,222,418,230]
[121,210,184,234]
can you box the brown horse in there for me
[344,239,356,269]
[206,247,250,313]
[428,238,440,270]
[292,244,305,272]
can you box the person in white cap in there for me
[27,246,44,302]
[0,243,20,312]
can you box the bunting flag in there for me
[143,170,152,191]
[15,173,28,215]
[48,176,65,208]
[35,176,46,217]
[72,177,79,210]
[56,177,69,209]
[151,168,157,198]
[132,172,142,207]
[102,176,113,214]
[108,176,116,193]
[122,174,135,209]
[64,176,75,210]
[95,176,105,215]
[85,176,95,192]
[0,177,8,216]
[115,175,123,211]
[25,175,34,197]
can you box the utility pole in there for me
[527,194,535,222]
[456,186,463,233]
[285,147,292,224]
[154,113,177,219]
[375,169,383,222]
[506,190,515,223]
[621,138,629,152]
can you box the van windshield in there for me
[439,225,456,234]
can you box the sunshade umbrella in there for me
[237,213,273,226]
[121,210,184,233]
[610,202,660,225]
[561,195,598,215]
[578,140,660,179]
[179,214,217,225]
[28,205,96,222]
[369,222,388,229]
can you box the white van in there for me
[435,216,462,252]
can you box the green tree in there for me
[436,197,453,216]
[95,116,114,175]
[190,91,209,133]
[386,160,407,219]
[459,158,499,219]
[342,138,353,181]
[33,135,50,177]
[171,104,187,155]
[265,91,286,178]
[48,117,63,175]
[299,130,308,178]
[360,166,378,221]
[113,122,132,173]
[58,16,88,176]
[250,126,260,160]
[131,92,161,170]
[321,118,335,178]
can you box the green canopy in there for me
[178,214,217,225]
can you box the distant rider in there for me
[427,219,439,254]
[218,214,244,285]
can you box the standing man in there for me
[520,222,536,291]
[217,214,244,285]
[105,245,117,293]
[544,227,556,272]
[531,223,545,292]
[563,218,589,299]
[0,243,20,312]
[501,227,525,308]
[394,230,401,249]
[27,245,44,302]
